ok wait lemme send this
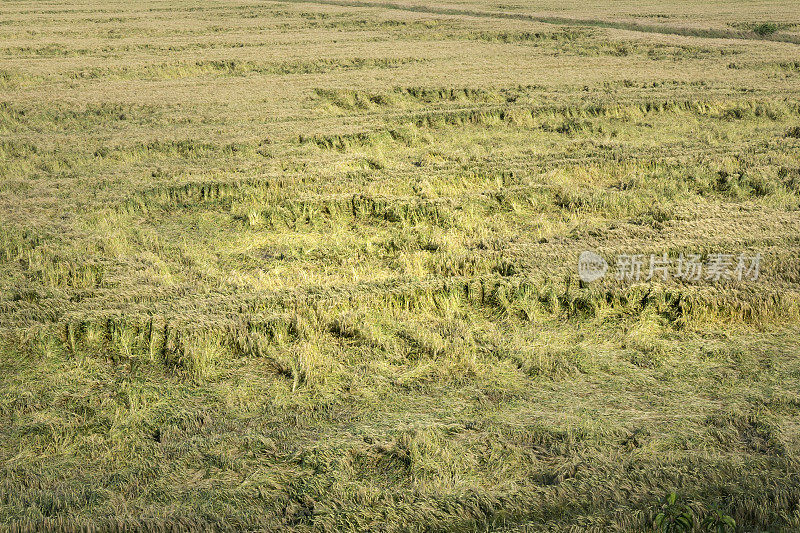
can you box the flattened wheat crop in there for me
[2,0,800,531]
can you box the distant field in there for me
[2,0,800,531]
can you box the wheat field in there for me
[2,0,800,531]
